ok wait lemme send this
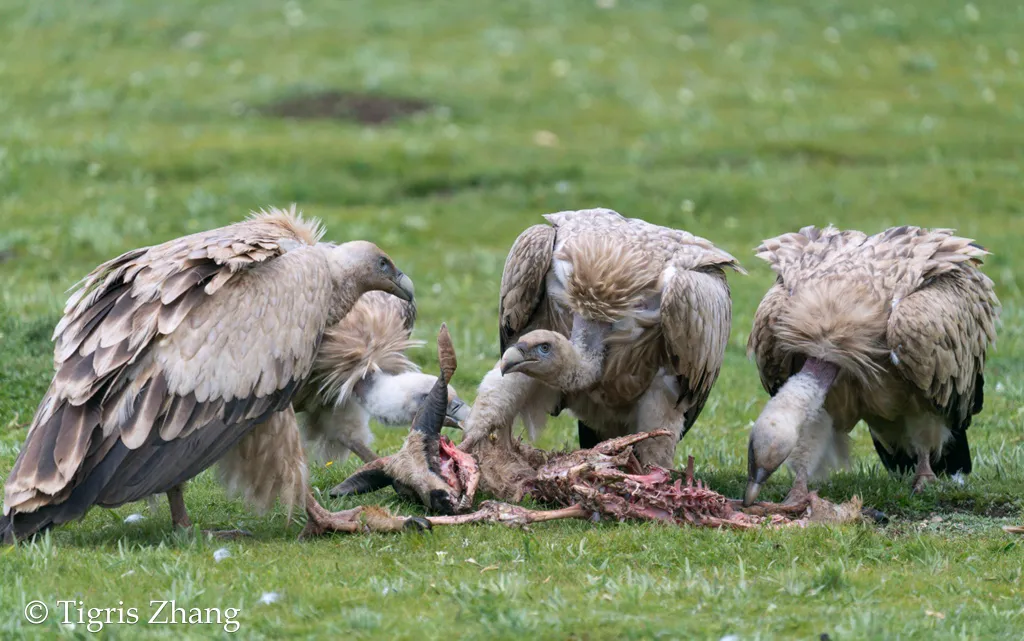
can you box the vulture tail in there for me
[775,281,889,385]
[1,441,132,544]
[304,293,422,409]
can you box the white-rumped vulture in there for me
[744,225,1000,506]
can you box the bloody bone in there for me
[332,328,869,531]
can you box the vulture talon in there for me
[911,473,938,494]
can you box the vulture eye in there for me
[378,256,391,272]
[537,343,551,355]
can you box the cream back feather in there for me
[774,282,889,385]
[756,224,994,388]
[246,204,325,247]
[308,293,422,407]
[553,233,661,323]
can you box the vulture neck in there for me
[558,314,610,392]
[325,285,364,326]
[754,357,840,452]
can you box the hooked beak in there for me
[444,398,470,429]
[390,272,415,302]
[499,344,532,376]
[743,467,772,507]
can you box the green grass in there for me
[2,0,1024,638]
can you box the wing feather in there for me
[3,207,330,523]
[887,270,999,432]
[747,281,801,395]
[498,224,556,353]
[661,260,734,434]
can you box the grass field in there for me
[2,0,1023,638]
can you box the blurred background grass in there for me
[1,1,1023,639]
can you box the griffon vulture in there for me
[463,208,742,469]
[0,207,425,543]
[293,291,470,464]
[743,225,999,506]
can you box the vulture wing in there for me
[3,209,331,536]
[887,270,999,435]
[498,224,557,353]
[748,281,802,396]
[660,248,739,435]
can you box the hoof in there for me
[404,517,432,532]
[860,507,889,524]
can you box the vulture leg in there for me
[166,485,252,538]
[912,454,937,493]
[167,485,192,529]
[631,385,686,469]
[784,471,810,506]
[345,439,380,464]
[305,403,380,464]
[299,490,429,538]
[908,414,945,493]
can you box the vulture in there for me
[743,225,1000,506]
[292,291,470,464]
[463,208,742,469]
[0,207,426,543]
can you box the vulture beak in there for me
[743,440,774,507]
[444,398,470,429]
[390,272,415,302]
[499,343,532,376]
[743,472,770,507]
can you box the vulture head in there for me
[329,240,415,303]
[499,330,567,380]
[330,324,479,514]
[499,323,607,393]
[356,371,471,429]
[744,357,839,506]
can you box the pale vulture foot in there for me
[911,451,938,494]
[911,472,938,493]
[783,473,810,506]
[299,491,429,539]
